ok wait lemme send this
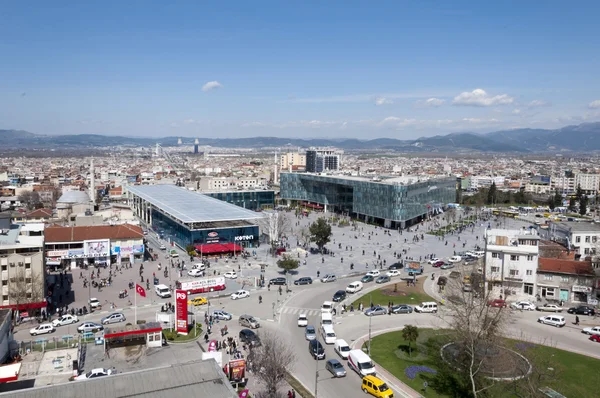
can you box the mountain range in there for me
[2,122,600,153]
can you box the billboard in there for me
[175,289,188,335]
[84,239,110,257]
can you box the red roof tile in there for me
[26,208,53,218]
[538,258,595,276]
[45,224,143,243]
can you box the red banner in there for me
[175,289,188,335]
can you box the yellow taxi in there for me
[187,296,208,306]
[361,375,393,398]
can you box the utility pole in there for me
[368,293,372,355]
[314,334,320,398]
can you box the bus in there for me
[176,277,226,295]
[492,209,519,218]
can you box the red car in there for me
[590,335,600,343]
[487,299,507,308]
[432,261,444,268]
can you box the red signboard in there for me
[175,289,188,335]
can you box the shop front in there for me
[572,285,593,303]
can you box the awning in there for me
[195,243,244,254]
[46,260,62,265]
[0,301,47,311]
[0,362,21,383]
[105,326,162,339]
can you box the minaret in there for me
[90,157,96,205]
[273,152,278,183]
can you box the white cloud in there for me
[416,98,445,108]
[512,109,521,115]
[527,100,550,108]
[452,88,514,107]
[375,97,394,106]
[588,100,600,109]
[202,81,223,92]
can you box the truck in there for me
[175,276,226,295]
[405,261,424,276]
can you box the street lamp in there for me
[315,335,320,398]
[368,293,372,355]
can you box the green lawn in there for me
[163,324,203,342]
[367,328,600,398]
[351,285,434,308]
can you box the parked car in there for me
[76,368,112,381]
[321,274,337,283]
[294,277,313,285]
[590,334,600,343]
[487,299,507,308]
[538,315,565,327]
[510,301,536,311]
[77,322,104,334]
[52,314,79,327]
[224,271,238,279]
[212,310,232,321]
[231,290,250,300]
[375,275,390,284]
[391,304,413,314]
[308,340,326,360]
[297,314,308,327]
[386,269,401,277]
[537,304,563,313]
[101,312,126,325]
[332,290,347,302]
[30,323,55,336]
[448,256,462,263]
[387,262,403,270]
[427,258,441,264]
[582,326,600,336]
[365,270,380,278]
[188,296,207,306]
[188,268,204,277]
[432,260,445,268]
[364,305,387,316]
[269,277,287,285]
[568,306,596,316]
[326,359,347,377]
[239,329,260,346]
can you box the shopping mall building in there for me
[280,173,457,229]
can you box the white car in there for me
[386,269,401,277]
[510,301,536,311]
[224,271,238,279]
[89,298,101,309]
[30,323,55,336]
[297,314,308,327]
[448,256,462,263]
[538,315,565,327]
[52,314,79,327]
[231,290,250,300]
[159,244,166,250]
[76,368,113,381]
[193,263,207,271]
[427,258,441,265]
[582,326,600,336]
[365,270,380,278]
[188,268,204,277]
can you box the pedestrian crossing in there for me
[280,306,322,317]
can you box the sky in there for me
[1,0,599,139]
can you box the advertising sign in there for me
[175,289,188,335]
[133,244,144,254]
[206,231,220,244]
[234,235,254,241]
[83,239,110,257]
[66,249,85,258]
[47,250,68,258]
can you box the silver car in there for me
[77,322,104,333]
[212,310,232,320]
[326,359,347,377]
[305,325,316,340]
[364,305,387,316]
[101,312,126,325]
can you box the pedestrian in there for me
[575,315,580,325]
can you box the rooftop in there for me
[45,224,143,243]
[551,221,600,233]
[127,185,264,224]
[57,190,92,204]
[290,172,449,185]
[538,258,595,276]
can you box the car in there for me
[364,305,387,316]
[269,277,287,285]
[297,314,308,327]
[321,301,334,314]
[387,262,403,270]
[334,339,351,359]
[188,268,205,277]
[487,299,507,308]
[76,368,113,381]
[224,271,238,279]
[101,312,126,325]
[239,329,260,346]
[77,322,104,334]
[391,304,413,314]
[159,244,166,250]
[440,263,455,270]
[89,298,101,309]
[52,314,79,327]
[30,323,55,336]
[305,325,317,340]
[326,359,347,377]
[308,339,326,360]
[462,284,473,293]
[320,274,337,283]
[375,275,390,284]
[590,334,600,343]
[332,290,347,302]
[231,290,250,300]
[537,304,563,313]
[239,315,260,329]
[567,305,596,316]
[294,277,313,285]
[427,258,441,265]
[366,270,380,278]
[538,315,566,327]
[448,256,462,263]
[432,260,445,268]
[361,275,374,283]
[212,310,232,320]
[362,375,393,397]
[192,263,207,271]
[510,301,536,311]
[464,257,477,264]
[582,326,600,336]
[386,269,401,277]
[188,296,208,306]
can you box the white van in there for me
[346,281,363,294]
[334,339,351,359]
[414,302,438,313]
[320,325,337,344]
[154,284,171,298]
[348,349,376,376]
[321,301,334,314]
[321,313,333,326]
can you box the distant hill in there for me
[2,122,600,153]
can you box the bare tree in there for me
[18,191,41,211]
[247,330,296,397]
[8,266,45,320]
[260,212,292,253]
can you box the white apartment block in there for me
[575,173,600,194]
[551,176,576,194]
[544,222,600,259]
[280,152,306,170]
[469,176,505,190]
[197,176,268,192]
[524,182,552,195]
[485,228,540,301]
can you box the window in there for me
[509,269,519,276]
[510,255,519,261]
[593,236,598,243]
[561,276,569,283]
[1,280,6,286]
[543,274,553,281]
[492,252,499,258]
[526,270,533,276]
[585,236,591,243]
[576,236,581,243]
[585,248,590,255]
[524,283,534,295]
[1,295,7,301]
[1,265,6,271]
[545,288,555,297]
[527,255,534,261]
[491,266,500,273]
[25,263,31,269]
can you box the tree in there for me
[486,182,497,205]
[8,266,45,322]
[568,197,576,212]
[402,325,419,357]
[579,194,588,216]
[547,196,556,211]
[18,191,41,211]
[260,212,291,254]
[553,190,563,208]
[246,330,296,397]
[277,256,299,274]
[309,217,332,253]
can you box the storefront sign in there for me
[206,231,220,244]
[175,290,188,335]
[234,235,254,241]
[208,232,219,238]
[47,250,68,257]
[133,244,144,254]
[84,239,110,257]
[66,249,84,258]
[572,285,592,293]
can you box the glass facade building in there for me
[204,190,275,211]
[280,173,456,228]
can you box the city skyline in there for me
[1,1,599,138]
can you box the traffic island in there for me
[351,277,434,308]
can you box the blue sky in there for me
[1,1,599,139]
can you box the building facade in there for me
[541,221,600,259]
[204,190,275,211]
[280,152,306,170]
[536,258,596,304]
[305,148,342,173]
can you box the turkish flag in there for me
[135,284,146,297]
[238,390,249,398]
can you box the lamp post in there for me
[368,293,373,355]
[315,334,320,398]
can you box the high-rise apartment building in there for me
[305,148,342,173]
[280,152,306,171]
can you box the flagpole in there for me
[135,285,137,324]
